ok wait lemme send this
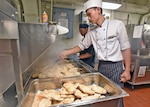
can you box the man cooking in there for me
[71,23,95,68]
[59,0,131,106]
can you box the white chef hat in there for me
[84,0,102,11]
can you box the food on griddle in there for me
[38,73,47,79]
[32,61,82,79]
[31,72,40,78]
[32,82,107,107]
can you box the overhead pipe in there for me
[50,0,53,21]
[139,0,150,24]
[140,13,150,24]
[38,0,42,23]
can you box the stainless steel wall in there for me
[0,0,19,94]
[18,23,57,73]
[0,0,18,21]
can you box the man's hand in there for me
[59,46,82,60]
[120,70,131,82]
[59,50,68,59]
[121,48,131,82]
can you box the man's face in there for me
[86,8,100,24]
[79,28,88,36]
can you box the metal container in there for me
[20,73,128,107]
[128,49,150,89]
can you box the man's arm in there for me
[120,48,131,82]
[80,45,94,59]
[79,53,92,59]
[60,46,82,59]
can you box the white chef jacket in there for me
[78,19,130,62]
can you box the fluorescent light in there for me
[102,2,121,10]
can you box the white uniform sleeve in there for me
[117,21,131,50]
[78,32,93,51]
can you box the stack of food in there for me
[32,82,107,107]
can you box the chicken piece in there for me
[62,72,72,77]
[68,67,78,73]
[39,98,51,107]
[78,84,95,95]
[63,59,70,63]
[60,94,75,98]
[74,99,82,102]
[91,84,107,94]
[73,71,81,75]
[38,73,47,78]
[74,89,88,98]
[67,70,80,76]
[59,87,70,95]
[32,72,40,78]
[40,89,59,99]
[63,82,79,94]
[65,63,75,68]
[62,97,75,104]
[51,94,64,101]
[81,94,101,101]
[32,92,45,107]
[46,71,63,78]
[99,95,105,98]
[47,89,60,94]
[52,100,63,106]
